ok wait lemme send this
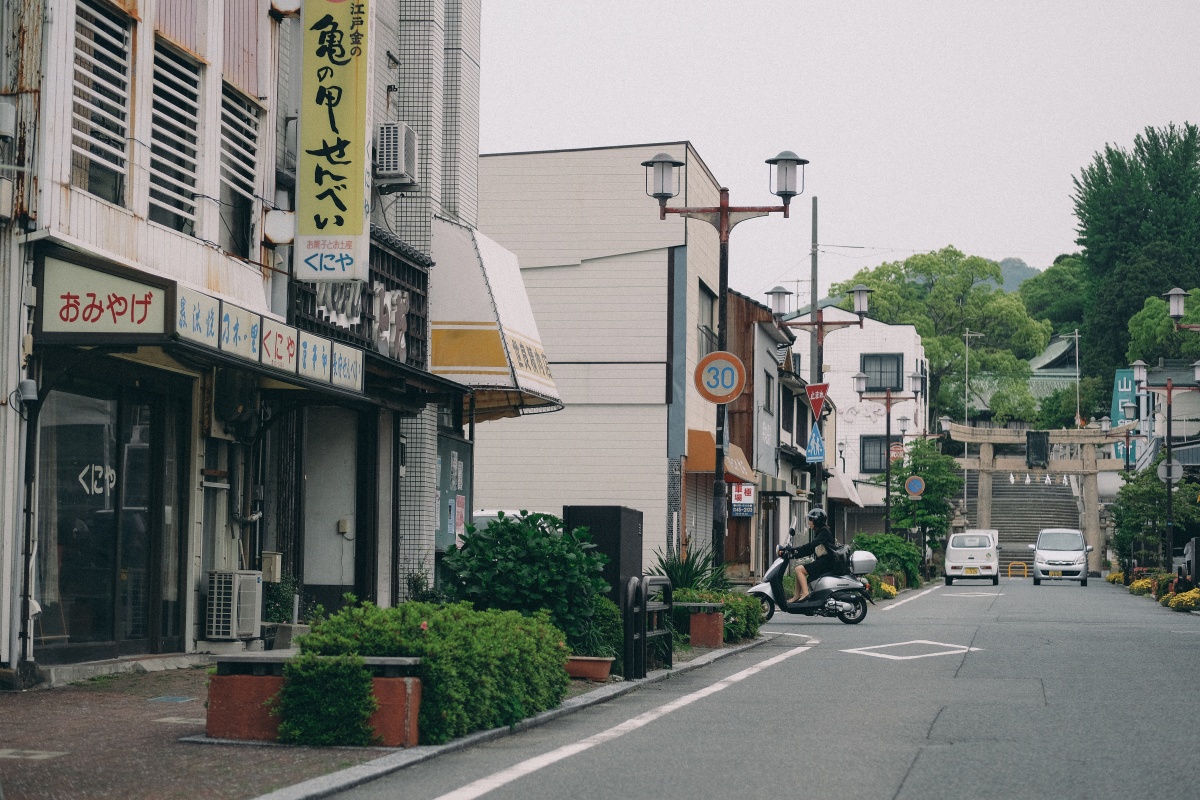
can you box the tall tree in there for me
[1073,123,1200,378]
[832,247,1051,423]
[1019,253,1086,334]
[888,438,964,555]
[1125,286,1200,366]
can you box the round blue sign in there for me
[904,475,925,496]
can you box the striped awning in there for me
[430,217,563,421]
[759,473,798,496]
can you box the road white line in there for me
[880,585,941,611]
[430,646,812,800]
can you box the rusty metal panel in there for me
[223,0,261,98]
[101,0,139,17]
[155,0,201,55]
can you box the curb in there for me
[239,635,774,800]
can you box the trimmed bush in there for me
[442,511,608,655]
[1169,588,1200,611]
[866,573,898,600]
[673,588,763,643]
[852,533,921,587]
[298,601,569,745]
[1129,578,1154,596]
[275,653,378,746]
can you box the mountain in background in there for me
[994,258,1040,293]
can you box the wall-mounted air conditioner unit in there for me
[205,570,263,640]
[375,121,418,191]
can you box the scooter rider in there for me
[787,508,838,603]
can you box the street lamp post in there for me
[643,150,806,564]
[854,372,923,536]
[780,283,874,507]
[1131,359,1200,569]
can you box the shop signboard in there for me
[731,483,756,517]
[40,256,168,340]
[294,0,374,282]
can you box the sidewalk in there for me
[0,639,768,800]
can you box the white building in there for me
[0,0,553,684]
[474,142,745,571]
[786,303,929,535]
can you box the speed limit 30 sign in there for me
[694,351,747,404]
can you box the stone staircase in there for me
[962,471,1081,575]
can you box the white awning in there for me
[430,217,563,421]
[827,471,865,508]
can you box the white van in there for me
[944,529,1001,585]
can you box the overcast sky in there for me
[478,1,1198,310]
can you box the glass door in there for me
[35,372,187,662]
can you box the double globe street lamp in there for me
[853,369,926,536]
[642,150,807,563]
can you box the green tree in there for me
[832,246,1052,423]
[1019,254,1086,334]
[1109,455,1200,575]
[1073,123,1200,378]
[1125,288,1200,366]
[1034,376,1108,429]
[888,438,964,557]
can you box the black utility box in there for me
[563,505,643,604]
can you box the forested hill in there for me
[996,258,1040,293]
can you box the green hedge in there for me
[298,601,569,744]
[672,588,763,643]
[852,533,921,587]
[276,653,378,746]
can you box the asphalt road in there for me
[329,578,1200,800]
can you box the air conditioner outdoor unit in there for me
[375,121,418,186]
[205,570,263,640]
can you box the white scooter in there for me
[749,531,877,624]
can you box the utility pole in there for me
[809,198,821,509]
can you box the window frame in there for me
[860,353,904,392]
[860,433,903,473]
[697,281,717,360]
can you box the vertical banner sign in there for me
[295,0,373,283]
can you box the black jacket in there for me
[791,525,840,575]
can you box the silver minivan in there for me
[944,529,1001,585]
[1029,527,1092,587]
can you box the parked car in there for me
[1029,528,1092,586]
[944,529,1001,585]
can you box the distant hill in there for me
[993,258,1039,293]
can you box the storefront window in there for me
[35,389,120,645]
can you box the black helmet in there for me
[806,507,828,526]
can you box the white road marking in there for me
[0,749,68,760]
[841,639,983,660]
[944,592,1003,597]
[430,646,812,800]
[771,632,819,643]
[154,716,206,724]
[881,586,941,610]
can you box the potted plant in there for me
[565,594,622,681]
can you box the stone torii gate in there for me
[946,422,1134,573]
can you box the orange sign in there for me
[694,351,747,404]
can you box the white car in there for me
[1029,527,1091,586]
[944,529,1001,585]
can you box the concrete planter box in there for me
[206,654,422,747]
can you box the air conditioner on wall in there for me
[375,121,418,191]
[205,570,263,640]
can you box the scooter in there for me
[749,532,877,624]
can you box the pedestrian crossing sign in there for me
[806,426,826,461]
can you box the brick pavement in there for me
[0,642,737,800]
